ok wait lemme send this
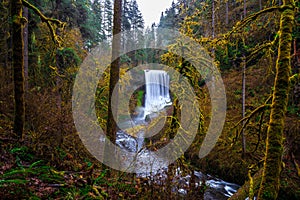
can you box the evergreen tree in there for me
[122,0,131,31]
[158,1,180,29]
[92,0,106,44]
[129,0,144,30]
[103,0,113,39]
[74,0,96,49]
[121,0,144,63]
[144,23,157,63]
[128,0,144,48]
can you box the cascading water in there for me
[143,70,172,118]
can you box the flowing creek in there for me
[116,124,240,199]
[115,70,240,199]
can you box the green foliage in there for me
[56,47,82,69]
[287,105,300,116]
[10,146,34,162]
[136,90,144,107]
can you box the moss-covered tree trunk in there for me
[11,0,25,139]
[257,1,295,199]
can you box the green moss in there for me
[258,1,295,199]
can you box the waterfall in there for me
[143,70,172,118]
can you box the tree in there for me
[242,0,247,157]
[121,0,132,52]
[92,0,106,44]
[11,0,25,139]
[226,0,229,25]
[126,0,144,63]
[11,0,64,140]
[122,0,131,31]
[0,0,10,86]
[106,0,122,143]
[257,0,295,199]
[103,0,113,39]
[23,6,29,91]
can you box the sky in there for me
[136,0,176,28]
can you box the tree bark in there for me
[106,0,122,143]
[212,0,215,39]
[244,0,247,18]
[242,56,246,156]
[259,0,262,10]
[11,0,25,139]
[55,0,63,146]
[257,1,295,199]
[242,2,247,156]
[226,1,229,25]
[23,6,28,91]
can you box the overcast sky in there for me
[136,0,176,28]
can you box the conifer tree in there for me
[103,0,113,39]
[92,0,106,44]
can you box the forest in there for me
[0,0,300,199]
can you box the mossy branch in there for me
[233,96,272,130]
[289,73,299,86]
[231,95,272,145]
[234,104,271,142]
[246,36,279,64]
[224,5,293,40]
[22,0,66,46]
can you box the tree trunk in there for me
[106,0,122,143]
[225,1,229,25]
[230,169,263,200]
[257,1,294,199]
[11,0,25,139]
[242,56,246,156]
[23,6,28,91]
[242,1,247,156]
[244,0,247,18]
[212,0,215,39]
[55,0,63,146]
[259,0,262,10]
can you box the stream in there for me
[116,118,240,199]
